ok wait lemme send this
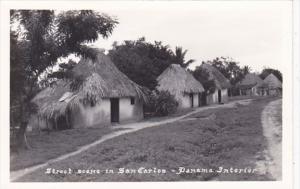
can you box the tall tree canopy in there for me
[10,10,118,148]
[108,37,194,90]
[260,68,282,82]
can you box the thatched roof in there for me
[264,73,282,89]
[237,73,267,89]
[157,64,204,98]
[200,63,231,89]
[32,49,147,120]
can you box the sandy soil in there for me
[256,99,282,180]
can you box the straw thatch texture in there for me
[237,73,267,89]
[32,49,147,120]
[264,73,282,89]
[157,64,205,97]
[200,63,231,89]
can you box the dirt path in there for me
[256,99,282,180]
[11,99,253,181]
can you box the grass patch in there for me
[16,97,279,182]
[229,95,268,102]
[143,108,196,123]
[10,126,118,171]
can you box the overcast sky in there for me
[90,1,292,72]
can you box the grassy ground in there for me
[11,108,195,172]
[143,108,196,122]
[16,97,280,182]
[229,95,268,102]
[10,126,120,171]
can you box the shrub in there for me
[145,90,178,117]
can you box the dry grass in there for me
[15,97,279,182]
[10,126,119,171]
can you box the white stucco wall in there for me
[119,97,143,123]
[179,94,191,109]
[29,97,144,131]
[207,89,228,104]
[221,89,228,103]
[177,93,200,109]
[193,93,199,107]
[207,90,218,104]
[72,99,111,128]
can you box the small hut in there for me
[237,73,268,96]
[30,49,147,130]
[200,63,231,104]
[157,64,205,109]
[264,73,282,96]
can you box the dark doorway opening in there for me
[218,90,222,103]
[201,92,207,106]
[110,98,119,123]
[54,110,72,130]
[189,93,194,108]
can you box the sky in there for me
[87,1,292,73]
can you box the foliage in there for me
[203,57,250,85]
[192,67,216,94]
[108,37,194,90]
[10,10,118,149]
[145,90,178,116]
[260,68,282,82]
[173,47,195,68]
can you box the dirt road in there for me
[257,99,282,180]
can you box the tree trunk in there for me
[16,121,31,149]
[15,101,32,150]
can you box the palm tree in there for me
[174,46,195,68]
[242,65,251,75]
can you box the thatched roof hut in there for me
[237,73,268,89]
[32,49,147,121]
[157,64,204,108]
[157,64,204,95]
[264,73,282,89]
[200,63,231,89]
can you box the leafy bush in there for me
[145,90,178,117]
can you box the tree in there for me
[242,65,251,75]
[173,47,195,68]
[260,68,282,82]
[108,38,194,90]
[192,66,216,94]
[204,57,248,85]
[10,10,118,149]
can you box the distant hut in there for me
[237,73,268,96]
[30,49,147,130]
[157,64,205,109]
[200,63,231,104]
[264,73,282,96]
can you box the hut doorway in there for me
[218,90,222,103]
[110,98,119,123]
[189,93,194,108]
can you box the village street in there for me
[256,99,282,180]
[11,97,282,182]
